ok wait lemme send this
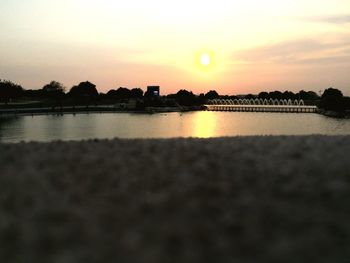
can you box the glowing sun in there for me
[200,53,211,66]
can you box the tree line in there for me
[0,80,215,106]
[1,79,349,111]
[0,80,142,106]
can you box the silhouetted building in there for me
[147,86,160,97]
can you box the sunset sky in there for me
[1,0,350,95]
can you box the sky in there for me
[1,0,350,95]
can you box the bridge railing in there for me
[204,104,317,113]
[208,99,306,106]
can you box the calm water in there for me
[1,112,350,143]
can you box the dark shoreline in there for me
[0,105,203,117]
[316,109,350,119]
[1,106,350,119]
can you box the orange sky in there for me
[1,0,350,95]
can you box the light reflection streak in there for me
[192,111,217,138]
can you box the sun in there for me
[200,53,211,66]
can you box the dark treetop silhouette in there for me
[1,79,350,114]
[0,80,24,104]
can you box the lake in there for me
[1,111,350,143]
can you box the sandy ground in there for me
[1,136,350,263]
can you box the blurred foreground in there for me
[1,136,350,262]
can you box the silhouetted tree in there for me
[107,87,143,100]
[245,94,255,99]
[68,81,98,106]
[0,80,24,104]
[282,91,296,100]
[205,90,219,100]
[68,81,98,98]
[256,90,319,103]
[298,90,319,101]
[258,92,269,99]
[107,87,131,100]
[130,88,144,98]
[174,90,197,106]
[320,88,344,111]
[43,81,65,94]
[269,91,283,100]
[198,93,206,105]
[42,81,65,105]
[308,91,320,100]
[343,97,350,110]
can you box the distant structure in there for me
[205,99,317,113]
[147,86,160,97]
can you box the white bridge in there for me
[205,99,317,113]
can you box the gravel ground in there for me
[1,136,350,263]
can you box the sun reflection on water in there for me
[192,111,217,138]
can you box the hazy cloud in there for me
[296,55,350,65]
[233,37,350,65]
[302,15,350,24]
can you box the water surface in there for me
[1,112,350,143]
